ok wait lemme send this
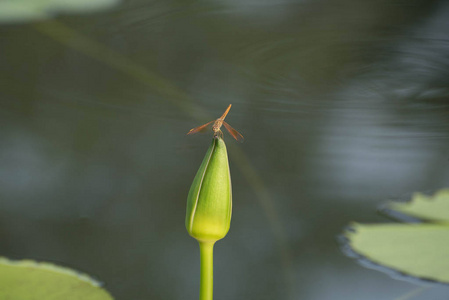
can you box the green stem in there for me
[199,241,215,300]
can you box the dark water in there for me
[1,0,449,299]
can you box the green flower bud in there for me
[186,136,232,243]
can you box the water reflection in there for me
[1,0,449,299]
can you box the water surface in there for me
[1,0,449,299]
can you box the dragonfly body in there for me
[187,104,244,142]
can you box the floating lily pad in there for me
[342,189,449,285]
[0,257,114,300]
[385,189,449,223]
[0,0,120,23]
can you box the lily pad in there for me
[0,257,114,300]
[342,189,449,285]
[385,189,449,223]
[0,0,120,23]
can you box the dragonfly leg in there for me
[213,130,223,139]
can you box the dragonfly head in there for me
[213,129,223,139]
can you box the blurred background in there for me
[1,0,449,299]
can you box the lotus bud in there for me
[186,136,232,243]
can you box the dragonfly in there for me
[187,104,244,142]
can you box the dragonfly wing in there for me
[223,121,244,142]
[187,121,214,135]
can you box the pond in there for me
[1,0,449,299]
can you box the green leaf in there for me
[345,223,449,283]
[343,189,449,285]
[0,0,120,23]
[0,257,114,300]
[386,189,449,223]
